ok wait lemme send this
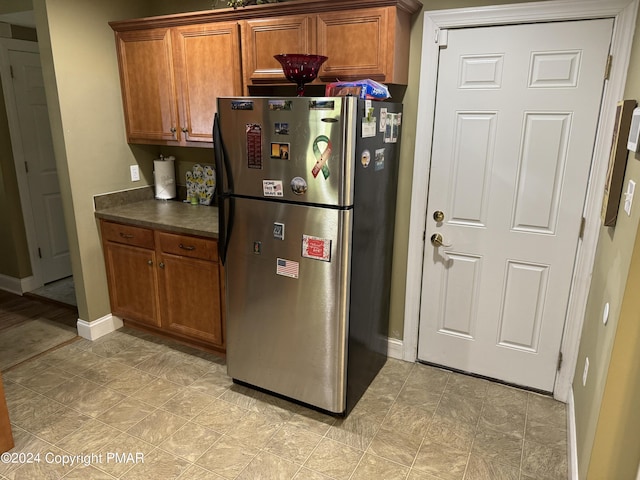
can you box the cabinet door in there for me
[172,22,242,144]
[316,7,390,82]
[158,252,224,348]
[103,242,160,328]
[115,28,179,143]
[241,15,315,87]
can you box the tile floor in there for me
[1,327,568,479]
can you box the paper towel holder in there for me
[154,155,177,200]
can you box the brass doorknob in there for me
[433,210,445,222]
[431,233,451,247]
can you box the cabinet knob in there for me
[159,262,165,269]
[170,127,176,135]
[181,127,188,133]
[147,260,153,266]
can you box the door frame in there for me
[0,38,45,293]
[403,0,639,402]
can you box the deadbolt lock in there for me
[433,210,445,222]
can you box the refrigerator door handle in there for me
[213,113,234,265]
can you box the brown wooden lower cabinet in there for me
[100,220,225,353]
[0,373,13,454]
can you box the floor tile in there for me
[123,448,191,480]
[70,386,126,418]
[178,464,226,479]
[367,424,422,466]
[43,375,101,404]
[129,377,183,407]
[159,422,221,462]
[303,437,363,480]
[97,397,156,430]
[350,452,409,480]
[444,373,490,400]
[192,398,248,434]
[235,451,300,480]
[470,428,523,468]
[413,439,470,480]
[94,432,156,478]
[226,411,282,449]
[521,439,568,480]
[433,391,483,426]
[161,388,215,419]
[127,410,188,446]
[428,416,476,452]
[526,393,567,430]
[195,435,259,479]
[478,402,526,439]
[264,424,323,465]
[464,454,520,480]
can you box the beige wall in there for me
[572,8,640,479]
[32,0,157,319]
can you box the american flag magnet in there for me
[276,258,299,279]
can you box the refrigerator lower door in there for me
[226,197,352,413]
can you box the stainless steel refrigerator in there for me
[213,96,402,414]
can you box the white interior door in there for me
[8,49,71,284]
[418,19,613,392]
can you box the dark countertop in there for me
[95,199,218,239]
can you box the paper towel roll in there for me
[154,158,176,200]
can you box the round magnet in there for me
[290,176,308,195]
[361,149,371,168]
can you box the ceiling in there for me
[0,10,35,28]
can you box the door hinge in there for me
[422,230,426,242]
[37,247,42,259]
[579,217,586,239]
[24,161,29,173]
[557,351,563,371]
[9,65,14,79]
[604,55,612,80]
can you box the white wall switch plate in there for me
[624,179,635,216]
[130,165,140,182]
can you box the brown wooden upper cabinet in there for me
[112,22,241,146]
[241,15,315,85]
[110,0,420,146]
[242,5,415,89]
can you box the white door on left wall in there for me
[8,48,71,284]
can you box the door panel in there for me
[418,19,614,391]
[9,49,71,283]
[226,197,352,413]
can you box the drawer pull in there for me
[179,243,196,251]
[119,233,134,239]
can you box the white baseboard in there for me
[0,273,39,295]
[387,337,404,360]
[568,387,579,480]
[77,314,123,341]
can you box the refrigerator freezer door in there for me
[226,197,352,413]
[217,97,357,207]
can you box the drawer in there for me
[101,221,154,249]
[157,231,218,261]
